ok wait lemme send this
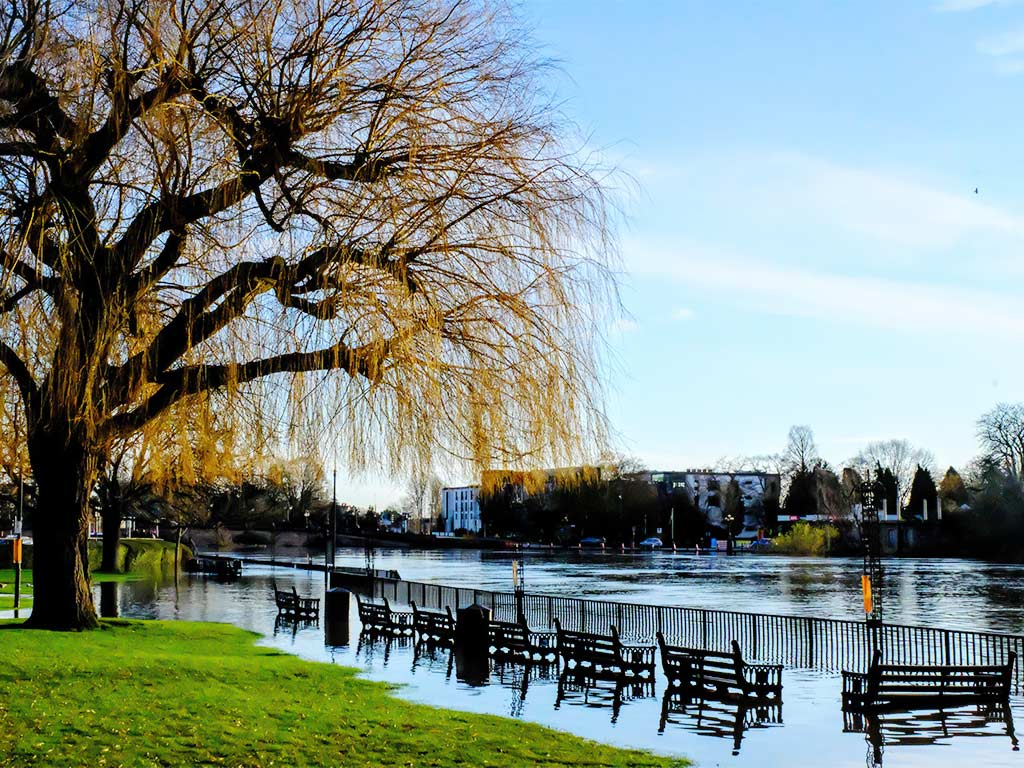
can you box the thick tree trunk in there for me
[101,505,122,573]
[24,431,100,630]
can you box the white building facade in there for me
[440,485,483,534]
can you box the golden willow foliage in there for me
[479,464,607,499]
[0,0,616,484]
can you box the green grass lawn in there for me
[0,620,687,767]
[0,568,31,611]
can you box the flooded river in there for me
[10,547,1024,767]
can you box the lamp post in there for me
[12,409,23,611]
[13,471,22,611]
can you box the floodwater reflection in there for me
[844,704,1020,766]
[659,690,783,756]
[555,669,656,724]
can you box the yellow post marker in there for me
[861,574,873,615]
[12,537,21,564]
[511,560,519,589]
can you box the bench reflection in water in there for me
[273,612,319,638]
[658,689,783,756]
[356,629,415,665]
[490,660,560,718]
[554,668,656,724]
[410,638,455,680]
[844,702,1019,767]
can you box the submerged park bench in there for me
[657,633,783,702]
[553,618,655,678]
[355,594,414,636]
[489,614,558,662]
[410,601,456,643]
[273,586,320,621]
[842,649,1016,712]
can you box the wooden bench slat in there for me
[274,586,320,620]
[656,634,783,703]
[842,649,1016,712]
[553,619,655,678]
[356,594,414,636]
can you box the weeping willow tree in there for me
[0,0,615,629]
[95,387,275,572]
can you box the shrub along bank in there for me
[0,620,686,767]
[770,522,840,556]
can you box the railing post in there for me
[701,609,708,647]
[944,630,951,666]
[806,618,814,667]
[580,599,586,633]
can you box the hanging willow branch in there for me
[0,0,617,480]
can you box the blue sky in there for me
[345,0,1024,505]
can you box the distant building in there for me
[648,469,781,531]
[379,509,409,534]
[440,485,482,533]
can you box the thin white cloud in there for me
[671,307,694,321]
[625,240,1024,338]
[750,152,1024,251]
[937,0,1008,11]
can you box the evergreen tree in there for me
[905,465,938,521]
[874,464,899,519]
[784,470,818,518]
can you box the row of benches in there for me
[354,594,1018,711]
[354,595,781,701]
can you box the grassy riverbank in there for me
[0,620,686,767]
[87,538,192,575]
[2,538,191,573]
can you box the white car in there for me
[638,537,662,549]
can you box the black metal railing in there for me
[371,577,1024,689]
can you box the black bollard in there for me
[325,588,351,647]
[455,603,491,686]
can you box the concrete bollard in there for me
[325,588,351,647]
[455,603,491,686]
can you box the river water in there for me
[10,547,1024,767]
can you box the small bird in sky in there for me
[974,188,979,194]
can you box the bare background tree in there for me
[849,439,935,507]
[782,425,819,476]
[0,0,616,628]
[977,403,1024,481]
